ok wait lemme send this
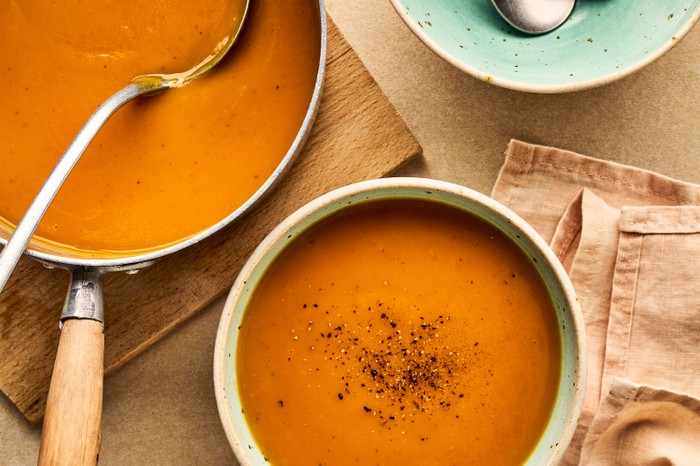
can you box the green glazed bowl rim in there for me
[390,0,700,93]
[214,177,587,465]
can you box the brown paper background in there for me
[1,1,698,464]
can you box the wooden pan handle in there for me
[38,318,104,465]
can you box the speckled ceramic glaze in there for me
[391,0,700,92]
[215,178,586,466]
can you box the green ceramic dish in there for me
[391,0,700,93]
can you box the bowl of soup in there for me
[214,177,586,465]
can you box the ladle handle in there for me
[38,319,104,466]
[0,81,150,293]
[38,268,106,466]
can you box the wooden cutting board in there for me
[0,17,421,424]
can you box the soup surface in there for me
[0,0,320,257]
[237,199,562,465]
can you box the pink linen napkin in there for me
[491,140,700,465]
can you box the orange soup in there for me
[0,0,320,257]
[237,199,562,465]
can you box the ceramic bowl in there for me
[214,177,587,465]
[391,0,700,93]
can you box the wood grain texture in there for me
[38,319,103,466]
[0,17,422,424]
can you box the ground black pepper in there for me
[296,301,477,428]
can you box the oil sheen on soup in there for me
[0,0,320,257]
[237,199,562,465]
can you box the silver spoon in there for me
[491,0,575,34]
[0,0,249,294]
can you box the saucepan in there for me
[0,0,326,463]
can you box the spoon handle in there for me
[0,82,146,291]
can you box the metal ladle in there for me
[0,2,249,464]
[0,1,250,295]
[491,0,575,34]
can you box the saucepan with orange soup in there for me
[215,178,586,465]
[0,0,326,462]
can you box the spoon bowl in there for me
[135,4,250,91]
[491,0,575,34]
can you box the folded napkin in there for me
[491,140,700,465]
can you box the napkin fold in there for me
[581,378,700,465]
[491,140,700,465]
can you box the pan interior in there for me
[0,0,325,266]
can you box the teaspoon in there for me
[492,0,575,34]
